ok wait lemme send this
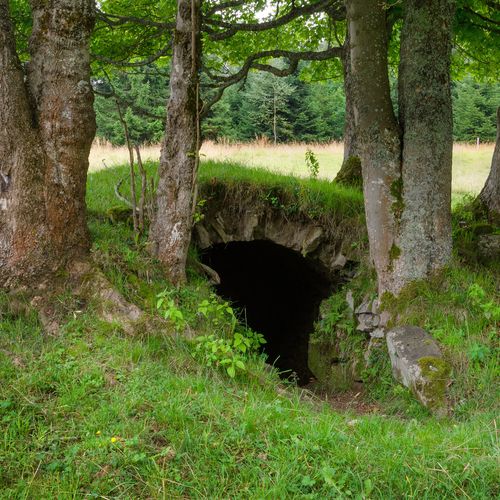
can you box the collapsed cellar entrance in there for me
[201,240,335,384]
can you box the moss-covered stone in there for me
[308,338,354,391]
[386,326,451,416]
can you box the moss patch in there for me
[390,177,405,220]
[334,156,362,189]
[418,356,451,414]
[389,243,401,264]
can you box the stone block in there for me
[386,326,450,415]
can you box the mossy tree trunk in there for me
[0,0,95,289]
[478,107,500,223]
[396,0,454,290]
[348,0,454,295]
[149,0,202,285]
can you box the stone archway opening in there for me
[200,240,335,384]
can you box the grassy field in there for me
[89,140,494,194]
[0,161,498,498]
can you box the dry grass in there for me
[89,140,494,194]
[89,141,162,171]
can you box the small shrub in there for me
[156,290,186,330]
[305,149,320,179]
[194,330,266,378]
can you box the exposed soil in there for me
[302,381,381,415]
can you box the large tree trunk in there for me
[0,0,50,286]
[0,0,142,331]
[347,0,402,293]
[28,0,96,261]
[0,0,95,288]
[478,107,500,223]
[348,0,454,295]
[396,0,454,290]
[149,0,202,285]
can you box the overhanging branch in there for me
[205,0,344,40]
[201,45,342,116]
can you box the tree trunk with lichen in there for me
[149,0,202,285]
[347,0,402,293]
[348,0,454,295]
[478,107,500,224]
[396,0,454,291]
[0,0,95,289]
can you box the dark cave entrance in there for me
[200,240,335,384]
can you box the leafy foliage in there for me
[305,148,320,179]
[95,67,499,145]
[452,77,500,142]
[195,293,266,377]
[94,68,168,145]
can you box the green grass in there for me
[87,159,364,216]
[0,161,498,498]
[199,160,364,221]
[90,141,494,195]
[1,315,498,498]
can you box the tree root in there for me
[4,259,148,336]
[69,260,144,335]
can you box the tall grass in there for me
[90,140,494,194]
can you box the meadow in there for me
[1,158,497,498]
[89,140,495,194]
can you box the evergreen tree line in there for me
[94,70,499,146]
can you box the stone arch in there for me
[193,202,353,280]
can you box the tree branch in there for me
[93,43,172,68]
[463,6,500,27]
[201,45,342,116]
[205,0,252,17]
[205,0,344,40]
[96,9,175,30]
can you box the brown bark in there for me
[28,0,96,262]
[478,107,500,223]
[0,0,50,285]
[0,0,144,332]
[0,0,94,286]
[348,0,455,295]
[149,0,202,285]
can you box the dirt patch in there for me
[302,381,381,415]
